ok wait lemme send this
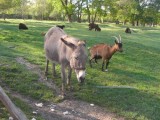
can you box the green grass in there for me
[0,19,160,120]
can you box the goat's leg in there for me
[45,59,49,77]
[102,60,105,71]
[105,61,110,72]
[95,58,98,63]
[52,63,56,77]
[89,57,94,68]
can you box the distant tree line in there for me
[0,0,160,26]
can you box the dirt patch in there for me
[14,57,124,120]
[16,57,61,95]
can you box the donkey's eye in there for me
[75,57,79,60]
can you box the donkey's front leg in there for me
[67,66,72,90]
[60,65,66,98]
[52,63,56,77]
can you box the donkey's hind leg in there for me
[45,59,49,75]
[45,59,49,80]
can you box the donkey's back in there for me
[44,27,67,63]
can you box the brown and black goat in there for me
[125,27,131,34]
[19,23,28,30]
[89,35,123,71]
[89,23,101,31]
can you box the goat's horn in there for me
[112,36,119,43]
[119,35,122,43]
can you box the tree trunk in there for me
[77,16,81,23]
[0,86,28,120]
[77,1,83,23]
[67,14,72,22]
[93,12,97,23]
[132,21,135,26]
[123,20,127,25]
[60,0,73,22]
[136,21,139,26]
[77,9,81,23]
[86,2,90,23]
[3,13,6,20]
[88,12,91,23]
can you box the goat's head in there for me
[113,35,123,52]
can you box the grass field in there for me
[0,19,160,120]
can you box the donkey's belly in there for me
[45,48,60,64]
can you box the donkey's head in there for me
[61,36,88,83]
[113,35,123,52]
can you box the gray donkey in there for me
[44,27,88,97]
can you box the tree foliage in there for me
[0,0,159,25]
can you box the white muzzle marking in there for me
[76,70,86,82]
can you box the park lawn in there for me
[0,19,160,120]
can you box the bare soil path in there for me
[13,57,124,120]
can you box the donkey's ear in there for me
[61,37,76,49]
[82,40,86,43]
[78,40,86,46]
[82,40,86,45]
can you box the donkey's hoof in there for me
[67,86,74,91]
[44,77,48,80]
[45,71,48,76]
[105,69,108,72]
[58,94,65,100]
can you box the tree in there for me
[139,0,160,26]
[33,0,47,20]
[0,0,159,24]
[83,0,105,23]
[0,0,21,20]
[20,0,31,19]
[84,0,91,23]
[60,0,75,22]
[76,0,85,23]
[115,0,145,26]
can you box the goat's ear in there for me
[61,37,76,49]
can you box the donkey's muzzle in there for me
[75,70,86,84]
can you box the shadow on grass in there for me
[77,81,160,120]
[112,68,159,83]
[0,43,23,58]
[81,55,160,119]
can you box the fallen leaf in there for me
[35,103,43,107]
[63,111,70,115]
